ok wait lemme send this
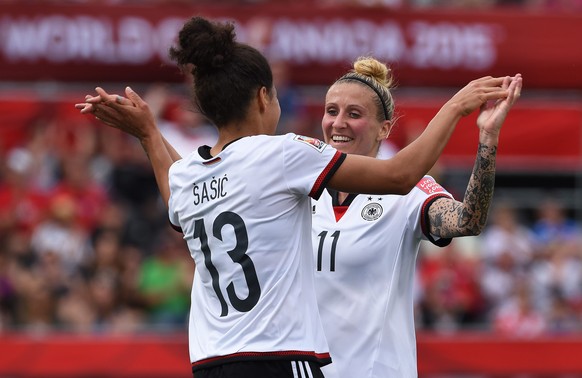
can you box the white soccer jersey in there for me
[311,176,453,378]
[167,133,345,371]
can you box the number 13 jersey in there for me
[167,134,345,371]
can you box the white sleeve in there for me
[281,134,345,200]
[414,176,454,246]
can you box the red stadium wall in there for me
[1,332,582,377]
[418,332,582,376]
[0,333,191,378]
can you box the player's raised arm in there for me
[328,75,513,195]
[426,74,522,238]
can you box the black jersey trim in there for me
[421,193,453,247]
[309,151,346,200]
[197,138,245,160]
[327,188,358,207]
[327,188,358,222]
[169,220,183,234]
[191,350,332,372]
[198,145,213,159]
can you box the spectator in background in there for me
[55,276,96,333]
[102,130,167,255]
[528,199,582,324]
[11,264,56,333]
[29,193,92,276]
[531,197,582,251]
[545,290,581,334]
[0,148,48,237]
[480,201,536,267]
[49,157,110,232]
[83,230,125,316]
[144,83,218,158]
[480,246,524,322]
[0,226,37,330]
[417,243,485,331]
[137,229,193,329]
[478,202,536,318]
[493,278,547,337]
[0,242,17,330]
[529,231,582,323]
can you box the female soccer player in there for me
[76,16,515,378]
[311,57,522,378]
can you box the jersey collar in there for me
[197,137,245,160]
[327,189,358,207]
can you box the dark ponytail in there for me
[169,16,273,127]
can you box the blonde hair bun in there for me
[353,57,393,88]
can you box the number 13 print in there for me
[193,212,261,317]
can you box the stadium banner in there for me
[0,4,581,88]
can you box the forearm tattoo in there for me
[428,143,497,238]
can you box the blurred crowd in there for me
[0,85,216,334]
[416,198,582,337]
[1,81,582,339]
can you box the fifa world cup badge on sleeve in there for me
[293,135,327,153]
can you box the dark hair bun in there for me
[169,16,236,75]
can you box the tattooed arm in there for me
[427,74,523,238]
[428,143,497,237]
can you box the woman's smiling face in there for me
[322,82,390,158]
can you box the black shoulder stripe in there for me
[309,151,346,200]
[421,194,452,247]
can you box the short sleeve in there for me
[281,134,345,200]
[415,176,454,246]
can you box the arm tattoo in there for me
[428,143,497,238]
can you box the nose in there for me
[331,111,348,129]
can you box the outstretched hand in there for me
[75,87,157,141]
[477,74,522,137]
[449,76,514,117]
